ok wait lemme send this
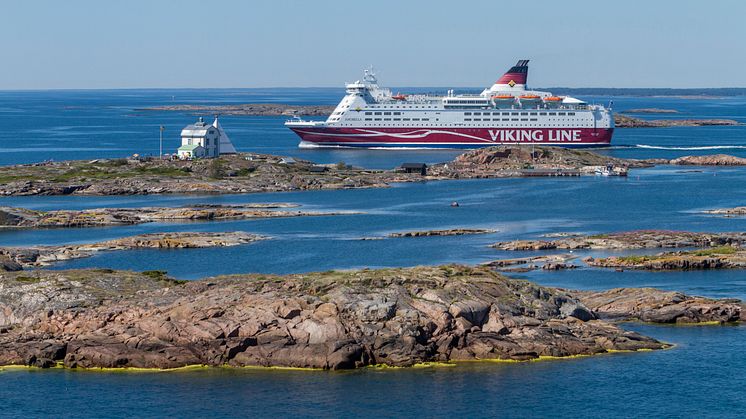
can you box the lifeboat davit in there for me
[392,93,408,101]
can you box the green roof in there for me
[178,144,201,152]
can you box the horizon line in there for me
[2,86,746,93]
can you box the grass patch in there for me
[692,246,737,256]
[142,270,168,280]
[14,276,41,283]
[235,167,255,177]
[133,167,191,177]
[616,255,651,264]
[0,174,35,183]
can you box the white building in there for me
[178,117,219,159]
[177,116,237,159]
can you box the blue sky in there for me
[4,0,746,89]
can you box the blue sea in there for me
[1,88,746,418]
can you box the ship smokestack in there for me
[489,60,529,92]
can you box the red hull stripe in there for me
[290,127,613,148]
[496,72,527,84]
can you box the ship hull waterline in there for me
[290,127,613,149]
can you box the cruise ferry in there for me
[285,60,613,148]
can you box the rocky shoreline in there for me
[584,246,746,271]
[492,230,746,251]
[0,204,354,229]
[0,147,644,197]
[2,147,746,197]
[0,232,263,269]
[1,265,740,370]
[387,229,497,238]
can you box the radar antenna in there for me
[363,65,377,84]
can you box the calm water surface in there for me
[1,89,746,417]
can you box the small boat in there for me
[595,167,612,177]
[392,93,408,101]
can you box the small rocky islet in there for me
[0,231,264,270]
[492,230,746,271]
[0,265,741,370]
[0,204,355,229]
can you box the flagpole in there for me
[159,125,164,159]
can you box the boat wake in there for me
[635,144,746,151]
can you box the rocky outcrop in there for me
[576,288,743,324]
[614,114,739,128]
[670,154,746,166]
[481,254,578,272]
[492,230,746,251]
[387,229,497,238]
[703,207,746,216]
[0,204,352,228]
[0,265,673,370]
[0,153,422,197]
[0,232,263,268]
[583,246,746,271]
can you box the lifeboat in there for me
[519,94,542,108]
[491,94,515,108]
[392,93,408,101]
[543,96,563,108]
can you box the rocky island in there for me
[0,204,354,229]
[2,147,745,197]
[703,206,746,216]
[0,265,740,370]
[0,231,263,269]
[584,246,746,271]
[492,230,746,251]
[0,147,645,197]
[139,103,336,117]
[614,114,740,128]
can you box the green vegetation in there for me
[142,270,168,280]
[208,159,225,179]
[616,255,651,264]
[235,167,256,177]
[0,174,35,183]
[14,276,41,283]
[692,246,737,256]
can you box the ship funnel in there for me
[488,60,529,92]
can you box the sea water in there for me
[1,89,746,417]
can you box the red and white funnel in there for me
[488,60,529,92]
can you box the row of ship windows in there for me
[339,123,595,128]
[362,110,577,116]
[466,118,538,122]
[364,118,431,121]
[368,105,436,109]
[466,111,576,116]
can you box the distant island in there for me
[141,103,740,128]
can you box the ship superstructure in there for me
[285,60,614,148]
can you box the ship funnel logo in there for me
[507,80,516,87]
